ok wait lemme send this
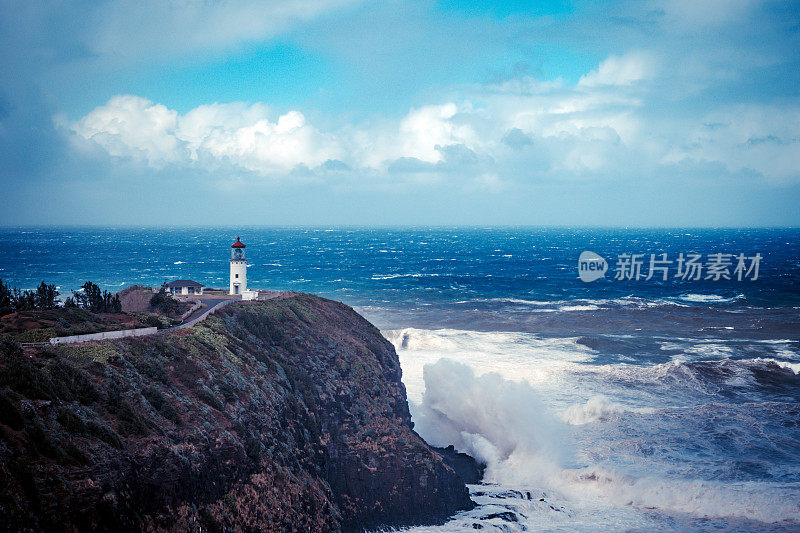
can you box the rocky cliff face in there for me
[0,294,474,531]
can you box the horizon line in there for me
[1,224,800,231]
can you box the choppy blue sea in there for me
[2,227,799,531]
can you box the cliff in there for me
[0,294,475,531]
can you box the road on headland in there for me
[166,292,289,332]
[167,298,234,331]
[22,292,290,347]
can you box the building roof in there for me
[231,236,246,248]
[166,279,204,288]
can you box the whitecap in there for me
[679,293,744,303]
[558,305,600,312]
[560,396,655,425]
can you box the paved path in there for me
[166,291,288,332]
[28,293,291,348]
[22,294,288,348]
[167,298,234,331]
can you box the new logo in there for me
[578,251,608,282]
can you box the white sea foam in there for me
[468,296,687,309]
[776,361,800,374]
[403,357,800,531]
[560,396,655,425]
[480,297,554,305]
[561,469,800,524]
[745,358,800,375]
[384,328,597,404]
[392,326,800,530]
[679,293,744,303]
[557,304,600,312]
[660,341,737,359]
[371,273,441,280]
[411,359,568,484]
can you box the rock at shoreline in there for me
[0,294,474,531]
[434,444,486,485]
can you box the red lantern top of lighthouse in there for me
[231,237,246,248]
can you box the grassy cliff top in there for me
[0,307,154,343]
[0,292,473,531]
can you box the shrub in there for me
[107,380,150,436]
[130,358,169,384]
[142,386,182,426]
[63,440,89,465]
[56,406,86,434]
[49,360,99,404]
[197,386,223,410]
[133,312,174,329]
[23,420,61,459]
[85,419,124,449]
[149,289,181,316]
[11,327,56,343]
[0,359,58,401]
[0,336,22,358]
[0,388,24,430]
[215,380,238,404]
[9,458,38,504]
[199,508,222,533]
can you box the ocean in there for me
[1,227,799,531]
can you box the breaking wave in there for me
[410,359,567,485]
[406,359,800,529]
[371,272,442,280]
[679,293,745,303]
[467,296,690,309]
[559,395,655,425]
[406,359,800,530]
[391,327,800,530]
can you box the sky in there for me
[0,0,799,227]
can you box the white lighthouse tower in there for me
[229,237,247,296]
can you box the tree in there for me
[112,294,122,313]
[0,279,12,316]
[72,281,122,313]
[150,287,180,315]
[35,281,59,309]
[74,281,102,312]
[1,279,53,315]
[0,279,117,315]
[12,288,36,311]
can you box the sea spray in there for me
[410,359,570,485]
[408,359,800,529]
[393,328,800,530]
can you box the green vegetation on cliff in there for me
[0,294,473,532]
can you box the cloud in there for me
[578,52,656,87]
[663,104,800,183]
[387,157,436,174]
[69,50,800,187]
[659,0,761,29]
[502,128,534,149]
[71,96,341,174]
[397,103,477,163]
[71,95,183,167]
[81,0,364,63]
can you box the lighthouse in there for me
[229,237,247,295]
